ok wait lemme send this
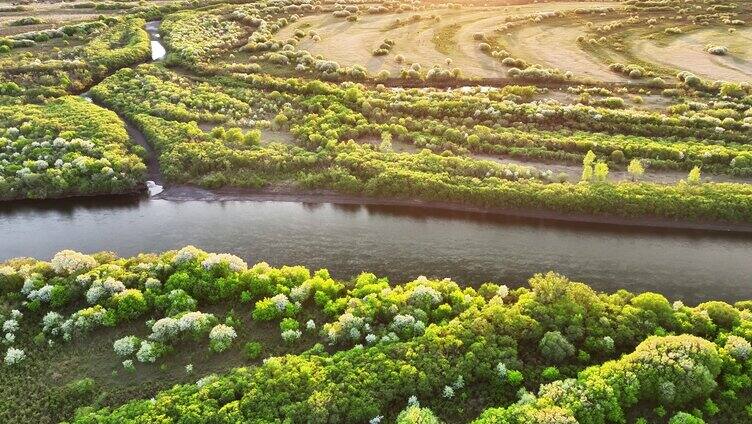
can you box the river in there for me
[1,196,750,304]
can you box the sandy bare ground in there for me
[276,2,618,78]
[504,23,626,82]
[635,27,752,82]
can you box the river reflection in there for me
[1,197,751,304]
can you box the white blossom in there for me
[4,347,25,365]
[2,319,19,333]
[196,374,217,388]
[442,385,454,398]
[178,311,215,334]
[113,336,141,357]
[51,250,97,275]
[209,324,237,352]
[173,245,204,264]
[726,335,752,360]
[281,329,302,343]
[391,314,416,330]
[28,284,54,302]
[136,341,161,363]
[497,285,509,298]
[271,293,290,311]
[497,362,508,379]
[145,278,161,290]
[290,283,312,302]
[202,253,247,272]
[305,319,316,331]
[409,284,442,306]
[150,317,180,341]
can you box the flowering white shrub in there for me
[178,311,216,335]
[27,284,53,303]
[201,253,247,272]
[209,324,237,352]
[10,310,22,320]
[185,363,193,374]
[365,333,378,344]
[51,250,97,275]
[271,293,290,312]
[41,312,63,335]
[113,336,141,357]
[452,375,464,389]
[281,329,302,343]
[145,278,161,290]
[150,317,180,342]
[442,385,454,398]
[324,312,365,343]
[369,416,383,424]
[85,277,126,304]
[72,306,108,332]
[4,347,25,366]
[305,319,316,331]
[136,341,161,363]
[391,314,416,332]
[497,285,509,299]
[122,359,135,371]
[85,285,106,304]
[2,319,19,333]
[497,362,508,379]
[290,282,312,302]
[725,335,752,360]
[172,245,205,265]
[196,374,217,388]
[409,283,442,306]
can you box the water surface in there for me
[1,197,750,304]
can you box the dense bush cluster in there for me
[88,65,752,222]
[0,18,150,99]
[0,96,145,199]
[1,247,751,423]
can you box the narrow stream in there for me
[145,21,166,61]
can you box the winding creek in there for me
[4,21,751,305]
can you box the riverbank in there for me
[155,184,752,234]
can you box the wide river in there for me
[1,197,750,304]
